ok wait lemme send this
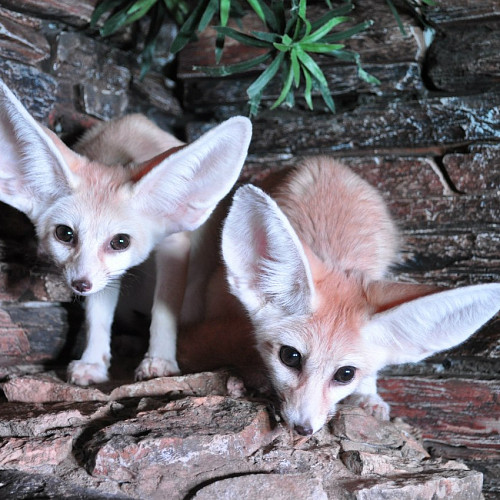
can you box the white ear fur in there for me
[363,283,500,368]
[222,184,315,316]
[131,116,252,233]
[0,79,78,219]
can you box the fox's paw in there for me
[135,356,180,381]
[67,360,109,386]
[346,393,391,421]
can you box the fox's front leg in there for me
[67,284,121,385]
[344,374,391,421]
[135,232,190,380]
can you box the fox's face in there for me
[36,177,158,295]
[255,320,367,435]
[252,271,375,435]
[222,183,500,435]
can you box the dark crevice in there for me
[183,471,272,500]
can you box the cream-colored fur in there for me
[0,79,252,385]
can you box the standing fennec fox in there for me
[191,157,500,436]
[0,80,251,385]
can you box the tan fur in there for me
[274,157,398,279]
[75,114,183,165]
[181,158,399,380]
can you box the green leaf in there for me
[301,16,349,43]
[251,0,278,32]
[298,0,307,19]
[297,0,311,38]
[247,51,285,99]
[194,51,272,77]
[326,48,357,62]
[139,1,166,78]
[220,0,231,26]
[163,0,189,24]
[90,0,125,28]
[125,0,158,25]
[358,66,380,85]
[310,3,353,31]
[246,0,267,23]
[385,0,406,36]
[215,31,226,64]
[250,30,280,43]
[271,62,295,109]
[322,20,372,43]
[170,0,211,54]
[293,0,312,40]
[298,42,344,53]
[199,0,218,32]
[248,90,262,117]
[285,11,299,39]
[214,26,271,47]
[100,9,130,36]
[272,1,285,33]
[303,67,313,109]
[295,47,328,88]
[318,81,335,113]
[290,48,300,87]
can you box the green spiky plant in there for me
[91,0,435,116]
[191,1,379,115]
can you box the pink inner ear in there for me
[254,225,270,261]
[131,144,186,183]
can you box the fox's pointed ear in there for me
[0,80,80,219]
[222,184,315,317]
[131,116,252,233]
[362,282,500,369]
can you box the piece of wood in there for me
[246,92,500,154]
[424,0,500,24]
[0,303,79,367]
[378,377,500,460]
[427,20,500,93]
[0,0,98,27]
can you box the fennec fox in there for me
[187,157,500,436]
[0,80,251,385]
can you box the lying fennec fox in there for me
[0,80,251,385]
[183,157,500,436]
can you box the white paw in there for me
[346,393,391,420]
[135,356,180,381]
[67,360,109,386]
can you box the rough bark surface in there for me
[0,0,498,498]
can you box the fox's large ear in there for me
[222,184,315,317]
[0,80,80,220]
[362,282,500,369]
[130,116,252,233]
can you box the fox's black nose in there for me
[294,424,313,436]
[72,279,92,294]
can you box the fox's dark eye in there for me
[55,225,75,244]
[279,345,302,369]
[110,234,130,251]
[334,366,356,384]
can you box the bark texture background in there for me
[0,0,498,498]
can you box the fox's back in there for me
[75,114,183,166]
[273,157,398,280]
